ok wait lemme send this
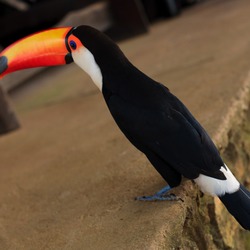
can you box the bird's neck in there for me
[73,46,149,93]
[72,47,103,91]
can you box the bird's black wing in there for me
[107,93,225,181]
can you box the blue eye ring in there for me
[69,40,77,50]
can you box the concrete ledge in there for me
[1,0,250,249]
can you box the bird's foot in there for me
[135,185,183,202]
[135,193,179,201]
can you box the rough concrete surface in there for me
[1,0,250,249]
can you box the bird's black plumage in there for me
[105,76,226,182]
[220,185,250,230]
[72,26,226,187]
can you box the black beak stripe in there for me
[0,56,8,75]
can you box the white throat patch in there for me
[72,47,103,91]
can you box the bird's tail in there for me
[219,184,250,230]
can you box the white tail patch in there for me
[72,47,103,91]
[194,164,240,196]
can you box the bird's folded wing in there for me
[108,94,226,180]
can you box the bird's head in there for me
[0,25,125,90]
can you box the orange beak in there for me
[0,27,73,78]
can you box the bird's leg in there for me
[135,185,181,201]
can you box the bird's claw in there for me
[135,193,183,202]
[135,185,184,202]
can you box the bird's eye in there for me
[69,40,77,50]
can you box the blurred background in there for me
[0,0,200,48]
[0,0,202,134]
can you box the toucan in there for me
[0,25,249,230]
